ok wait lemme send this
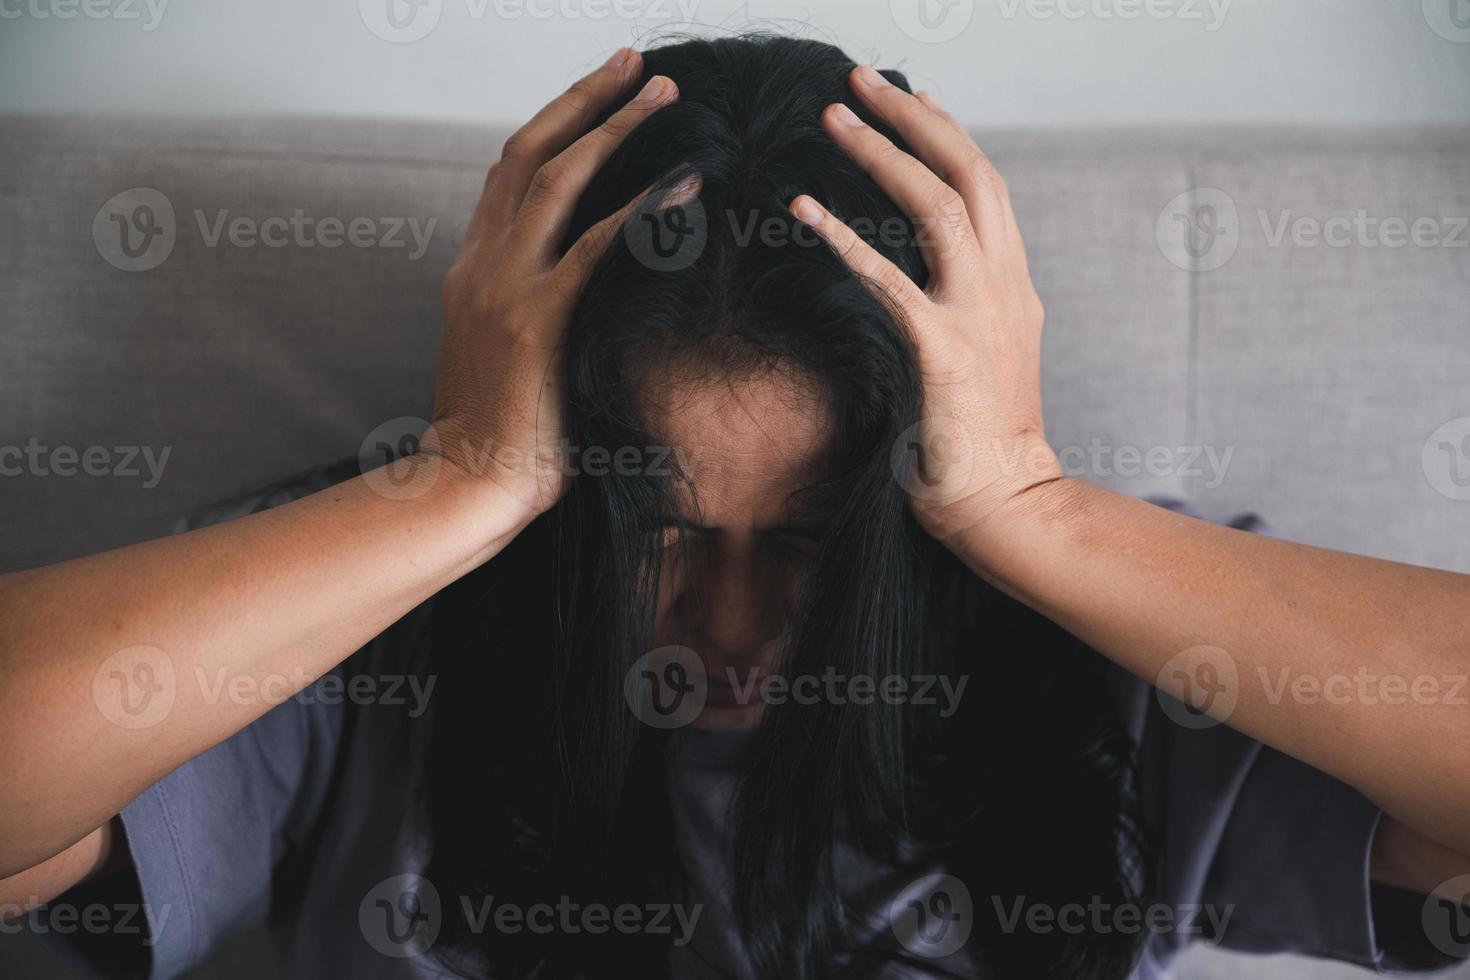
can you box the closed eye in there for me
[775,525,824,556]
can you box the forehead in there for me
[636,362,838,528]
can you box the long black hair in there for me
[422,32,1151,980]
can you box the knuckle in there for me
[566,225,610,271]
[875,135,906,161]
[470,288,506,324]
[500,130,536,164]
[972,152,1005,194]
[950,153,981,187]
[565,229,596,263]
[597,110,635,140]
[568,244,602,281]
[528,160,565,199]
[875,271,909,308]
[878,266,911,298]
[957,156,991,193]
[931,189,970,228]
[564,76,598,113]
[835,234,864,265]
[898,93,931,123]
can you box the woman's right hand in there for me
[430,48,678,519]
[0,49,680,895]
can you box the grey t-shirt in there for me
[32,465,1470,979]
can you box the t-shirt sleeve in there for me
[39,459,362,980]
[1127,497,1470,976]
[114,670,346,978]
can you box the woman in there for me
[1,33,1467,980]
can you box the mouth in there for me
[702,663,765,708]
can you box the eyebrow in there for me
[658,481,840,538]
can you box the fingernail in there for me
[857,65,889,88]
[792,197,826,227]
[831,102,863,127]
[638,75,670,102]
[617,51,643,86]
[661,172,703,209]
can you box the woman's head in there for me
[556,32,934,734]
[425,32,1148,980]
[633,360,837,728]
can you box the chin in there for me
[692,703,765,731]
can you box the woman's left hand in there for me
[789,66,1061,540]
[798,70,1470,889]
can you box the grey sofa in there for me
[1,116,1468,979]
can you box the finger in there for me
[914,90,961,133]
[848,66,1011,254]
[787,194,929,315]
[820,100,978,293]
[544,176,680,315]
[509,74,679,263]
[471,47,645,244]
[916,89,1025,255]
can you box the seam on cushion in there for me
[151,784,202,972]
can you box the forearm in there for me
[0,459,528,875]
[947,477,1470,857]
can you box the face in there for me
[639,363,839,730]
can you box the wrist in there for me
[419,418,565,527]
[942,474,1090,583]
[364,446,541,570]
[432,453,543,553]
[915,432,1063,538]
[347,448,539,584]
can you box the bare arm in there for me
[0,463,525,882]
[949,477,1470,896]
[0,46,677,901]
[791,64,1470,898]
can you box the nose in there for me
[685,542,786,660]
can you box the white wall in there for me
[1,0,1468,128]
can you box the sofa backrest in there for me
[2,116,1467,573]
